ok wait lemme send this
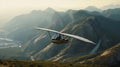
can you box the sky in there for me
[0,0,120,24]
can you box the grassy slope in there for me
[0,60,108,67]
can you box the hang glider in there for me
[35,27,95,44]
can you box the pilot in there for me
[56,34,62,40]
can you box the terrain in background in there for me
[0,6,120,67]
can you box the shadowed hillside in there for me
[103,8,120,21]
[1,7,120,67]
[80,43,120,67]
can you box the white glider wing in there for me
[35,27,95,44]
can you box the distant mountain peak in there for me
[86,6,98,9]
[102,4,120,10]
[45,7,55,12]
[31,10,42,13]
[85,6,102,12]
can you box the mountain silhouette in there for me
[103,8,120,21]
[1,7,120,66]
[85,6,102,12]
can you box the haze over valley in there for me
[0,0,120,67]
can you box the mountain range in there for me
[1,7,120,66]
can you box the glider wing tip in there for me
[92,42,96,45]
